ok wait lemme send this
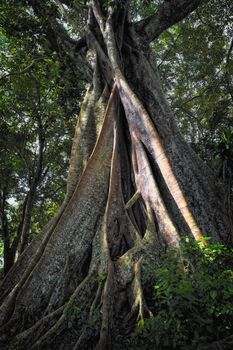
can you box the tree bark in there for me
[0,1,231,349]
[0,189,14,275]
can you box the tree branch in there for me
[0,57,45,82]
[226,36,233,64]
[134,0,207,42]
[57,0,88,12]
[158,32,181,68]
[26,0,87,60]
[224,36,233,103]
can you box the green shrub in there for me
[136,238,233,350]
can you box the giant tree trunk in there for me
[0,1,231,349]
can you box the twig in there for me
[0,57,45,82]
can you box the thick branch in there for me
[134,0,207,42]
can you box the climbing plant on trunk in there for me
[0,0,232,349]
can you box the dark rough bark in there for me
[0,1,232,349]
[0,189,13,275]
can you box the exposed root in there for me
[45,245,92,314]
[125,191,141,209]
[89,283,103,317]
[26,206,109,350]
[0,200,68,328]
[12,306,64,349]
[0,306,64,349]
[31,268,98,350]
[95,263,115,350]
[129,258,153,323]
[74,325,99,350]
[30,315,66,350]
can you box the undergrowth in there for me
[133,237,233,350]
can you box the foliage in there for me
[0,6,83,271]
[130,0,161,19]
[135,238,233,350]
[152,0,233,171]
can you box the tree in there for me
[0,27,80,275]
[0,0,232,349]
